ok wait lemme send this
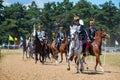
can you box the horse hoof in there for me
[59,61,62,63]
[80,68,83,72]
[42,61,44,64]
[76,71,79,74]
[67,68,70,71]
[86,67,89,70]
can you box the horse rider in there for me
[86,20,97,55]
[23,36,29,50]
[52,32,56,41]
[68,16,87,60]
[55,26,65,50]
[37,25,46,43]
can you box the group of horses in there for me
[20,28,109,73]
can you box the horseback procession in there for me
[19,16,110,73]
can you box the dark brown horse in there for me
[59,37,69,63]
[84,29,109,72]
[33,34,46,64]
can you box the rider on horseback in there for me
[37,25,46,43]
[52,32,56,41]
[87,20,97,42]
[86,19,97,55]
[55,26,65,51]
[68,16,87,60]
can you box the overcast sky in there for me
[3,0,120,8]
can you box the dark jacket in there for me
[78,25,87,41]
[87,27,97,41]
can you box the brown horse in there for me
[59,37,69,63]
[84,29,109,72]
[50,40,59,64]
[33,34,46,64]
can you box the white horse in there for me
[67,26,84,73]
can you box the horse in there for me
[33,34,46,64]
[67,26,83,73]
[27,37,34,59]
[43,39,51,62]
[50,39,59,64]
[19,39,29,59]
[59,37,69,63]
[83,29,110,72]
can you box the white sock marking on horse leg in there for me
[56,60,58,64]
[100,66,104,72]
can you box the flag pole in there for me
[103,39,107,65]
[8,40,9,51]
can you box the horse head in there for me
[95,29,110,39]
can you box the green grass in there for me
[0,49,22,55]
[86,53,120,67]
[102,53,120,67]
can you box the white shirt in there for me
[70,24,81,35]
[37,30,45,41]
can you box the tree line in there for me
[0,0,120,46]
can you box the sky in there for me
[3,0,120,8]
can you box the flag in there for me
[115,40,119,45]
[14,37,18,41]
[9,35,14,41]
[20,36,23,41]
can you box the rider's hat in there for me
[52,32,55,36]
[59,26,63,30]
[73,16,79,21]
[90,20,94,26]
[25,35,29,39]
[38,25,42,29]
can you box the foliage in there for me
[0,0,120,46]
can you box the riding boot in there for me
[69,54,74,61]
[68,50,74,61]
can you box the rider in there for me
[37,25,46,42]
[55,26,65,50]
[52,32,56,41]
[87,20,97,42]
[68,16,87,60]
[86,20,97,54]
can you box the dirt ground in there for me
[0,50,120,80]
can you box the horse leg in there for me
[26,50,28,58]
[65,52,68,63]
[95,55,99,71]
[59,52,63,63]
[82,56,89,70]
[30,52,34,59]
[35,53,38,64]
[55,55,58,64]
[23,51,24,59]
[41,53,45,64]
[98,56,104,72]
[54,51,58,64]
[80,58,84,73]
[76,57,80,73]
[67,60,70,71]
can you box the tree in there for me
[100,1,119,46]
[23,1,41,35]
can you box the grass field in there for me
[0,49,120,67]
